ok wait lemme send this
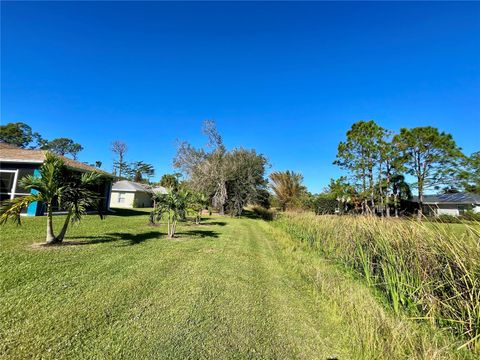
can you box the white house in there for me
[109,180,167,209]
[414,193,480,216]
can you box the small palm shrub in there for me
[274,212,480,353]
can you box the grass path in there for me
[0,211,469,359]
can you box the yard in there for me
[0,210,474,359]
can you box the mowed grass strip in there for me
[0,209,471,359]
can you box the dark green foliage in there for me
[394,127,463,218]
[159,173,181,190]
[251,205,276,221]
[459,151,480,194]
[128,161,155,182]
[312,196,338,215]
[41,137,84,159]
[0,122,43,148]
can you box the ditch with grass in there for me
[1,209,477,359]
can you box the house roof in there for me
[151,186,168,194]
[0,142,112,175]
[112,180,151,192]
[413,193,480,205]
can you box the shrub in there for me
[433,214,463,223]
[462,211,480,222]
[252,206,276,221]
[274,212,480,353]
[313,196,337,215]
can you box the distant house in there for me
[413,193,480,216]
[109,180,167,208]
[0,142,113,216]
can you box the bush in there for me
[274,212,480,352]
[433,214,463,223]
[313,196,337,215]
[462,211,480,222]
[251,206,276,221]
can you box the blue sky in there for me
[2,1,479,193]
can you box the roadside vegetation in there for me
[274,212,480,353]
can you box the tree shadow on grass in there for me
[109,208,152,217]
[204,220,227,226]
[60,231,163,246]
[240,209,260,219]
[108,231,163,245]
[176,229,220,239]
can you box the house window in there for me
[118,192,126,203]
[458,205,466,215]
[0,170,18,200]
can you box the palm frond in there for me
[0,194,42,225]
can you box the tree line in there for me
[0,122,84,159]
[268,120,479,218]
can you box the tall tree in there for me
[174,120,228,215]
[458,151,480,194]
[128,161,155,182]
[393,127,463,219]
[159,173,181,191]
[225,148,268,216]
[390,174,412,217]
[42,137,84,159]
[174,120,267,216]
[334,120,387,214]
[0,122,43,148]
[269,171,306,211]
[111,140,128,177]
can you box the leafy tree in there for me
[459,151,480,194]
[0,122,43,148]
[334,120,388,214]
[311,194,338,215]
[390,174,412,217]
[325,176,359,213]
[159,173,181,191]
[42,137,84,159]
[393,127,463,219]
[269,171,306,211]
[175,121,268,216]
[0,153,103,244]
[224,148,268,217]
[128,161,155,182]
[111,140,128,177]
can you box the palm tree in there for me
[153,188,190,238]
[190,192,208,224]
[0,152,103,244]
[269,171,306,211]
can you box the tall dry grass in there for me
[274,212,480,353]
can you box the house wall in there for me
[435,204,460,216]
[110,191,136,208]
[134,192,153,208]
[109,191,152,208]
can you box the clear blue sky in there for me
[2,1,479,193]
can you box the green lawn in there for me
[0,210,471,359]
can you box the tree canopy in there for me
[174,120,268,216]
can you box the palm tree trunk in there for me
[45,204,58,244]
[57,209,73,242]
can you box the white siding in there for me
[436,207,460,216]
[109,191,135,208]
